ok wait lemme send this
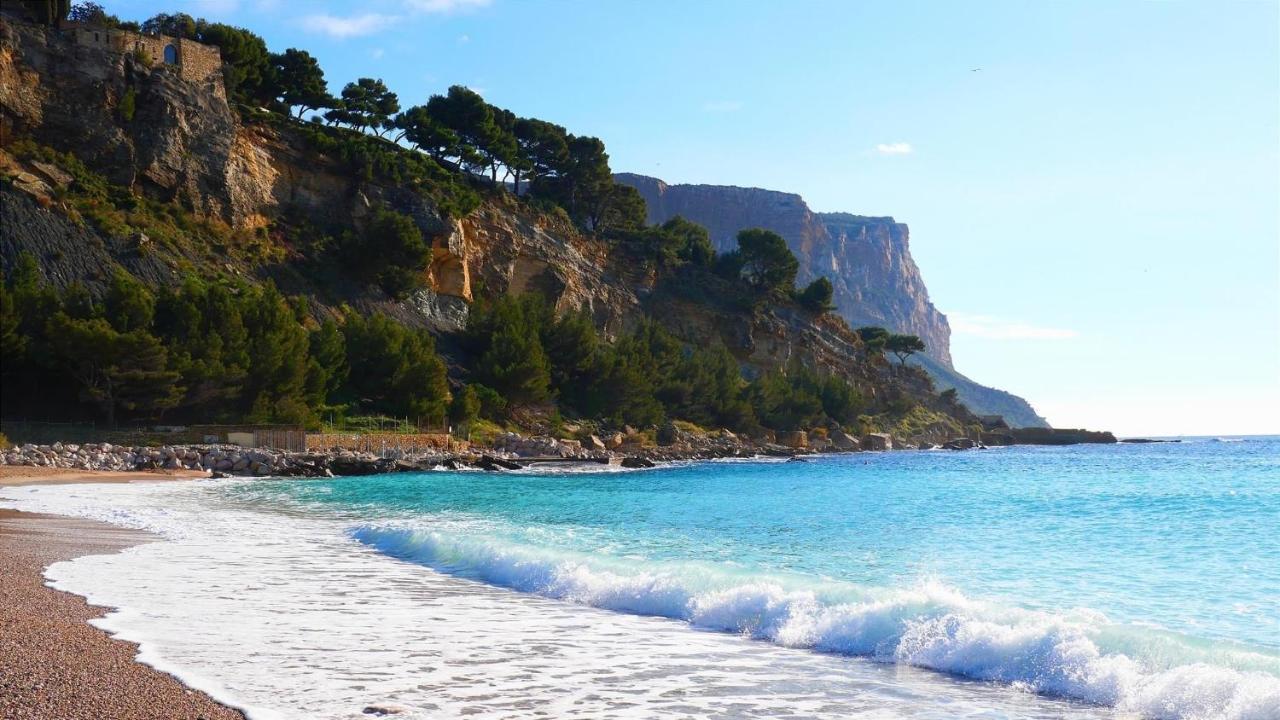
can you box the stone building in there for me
[63,22,223,87]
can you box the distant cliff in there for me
[615,173,952,367]
[614,172,1050,428]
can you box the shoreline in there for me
[0,472,246,720]
[0,426,1123,481]
[0,464,210,486]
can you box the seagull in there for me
[971,68,982,72]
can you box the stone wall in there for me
[66,24,221,89]
[177,37,221,84]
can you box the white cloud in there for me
[949,313,1079,340]
[875,142,913,155]
[302,13,398,38]
[457,34,471,44]
[370,48,386,59]
[702,100,743,112]
[404,0,492,13]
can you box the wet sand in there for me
[0,469,244,719]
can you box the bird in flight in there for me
[971,68,982,72]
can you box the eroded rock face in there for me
[449,198,641,337]
[0,16,642,336]
[615,173,954,368]
[816,213,950,366]
[1,18,242,220]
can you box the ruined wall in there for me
[177,38,220,84]
[66,25,221,89]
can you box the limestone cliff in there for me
[614,173,1049,428]
[615,173,952,367]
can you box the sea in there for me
[3,437,1278,719]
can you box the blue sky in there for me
[108,0,1279,436]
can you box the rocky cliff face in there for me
[614,173,1050,428]
[615,173,954,367]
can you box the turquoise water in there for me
[228,438,1280,716]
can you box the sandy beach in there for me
[0,467,243,719]
[0,465,209,487]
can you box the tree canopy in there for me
[325,78,399,135]
[885,334,926,366]
[797,277,835,313]
[269,49,331,118]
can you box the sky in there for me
[106,0,1279,436]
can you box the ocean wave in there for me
[354,526,1280,720]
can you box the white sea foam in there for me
[355,526,1280,720]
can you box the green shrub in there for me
[119,87,137,122]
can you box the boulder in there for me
[830,431,860,450]
[860,433,893,451]
[621,456,655,469]
[656,423,679,446]
[475,455,522,471]
[583,434,607,453]
[605,432,625,449]
[942,438,977,450]
[779,431,808,449]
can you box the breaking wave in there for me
[354,526,1280,720]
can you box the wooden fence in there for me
[305,432,465,455]
[251,429,308,452]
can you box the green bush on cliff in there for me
[291,122,480,219]
[118,87,137,122]
[342,205,432,300]
[797,277,835,313]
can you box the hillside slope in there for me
[0,14,978,440]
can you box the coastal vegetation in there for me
[1,254,877,437]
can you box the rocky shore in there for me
[0,424,1116,478]
[0,428,896,478]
